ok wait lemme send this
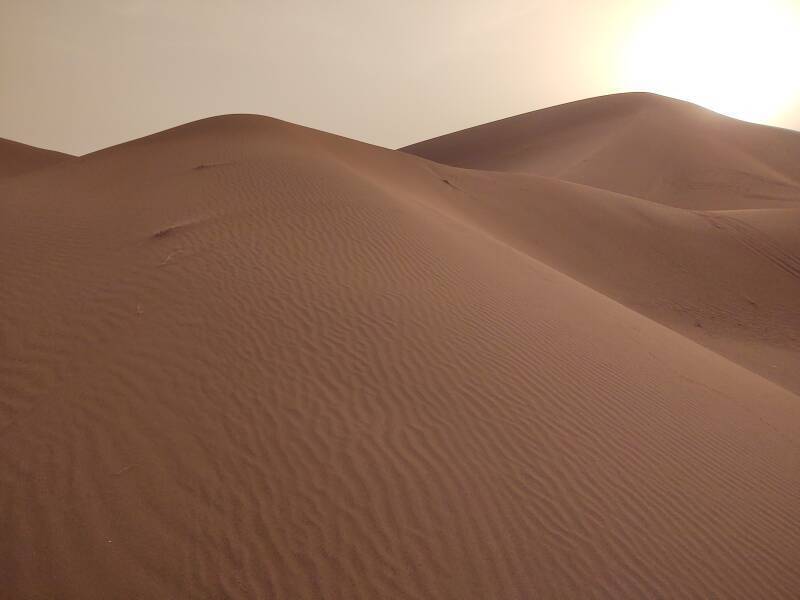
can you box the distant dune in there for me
[402,92,800,210]
[2,95,800,598]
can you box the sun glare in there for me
[618,0,800,124]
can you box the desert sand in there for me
[0,138,72,179]
[2,93,799,598]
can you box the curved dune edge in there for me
[1,110,799,598]
[0,137,73,179]
[402,92,800,210]
[413,164,800,395]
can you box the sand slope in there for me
[2,112,800,598]
[402,92,800,210]
[422,166,800,395]
[0,137,72,179]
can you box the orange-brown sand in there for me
[2,95,799,598]
[0,138,72,179]
[403,92,800,210]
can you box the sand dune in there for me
[0,137,72,179]
[2,104,800,598]
[420,167,800,395]
[403,92,800,210]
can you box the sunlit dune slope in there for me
[402,92,800,210]
[426,166,800,394]
[2,115,799,599]
[0,137,72,179]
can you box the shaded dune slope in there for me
[402,93,800,210]
[0,137,72,179]
[2,115,800,598]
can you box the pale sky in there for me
[2,0,799,155]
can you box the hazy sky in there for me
[3,1,799,155]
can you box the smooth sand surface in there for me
[2,98,800,598]
[403,92,800,210]
[0,137,72,179]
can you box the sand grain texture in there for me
[2,99,800,598]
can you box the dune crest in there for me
[402,92,800,210]
[0,137,72,179]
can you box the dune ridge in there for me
[0,137,72,179]
[2,103,800,598]
[402,92,800,210]
[415,165,800,394]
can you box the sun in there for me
[617,0,800,124]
